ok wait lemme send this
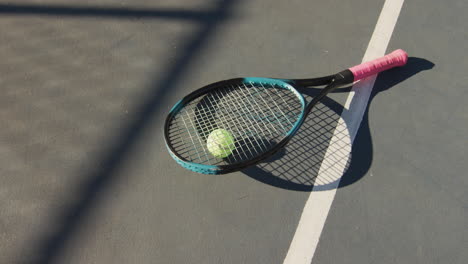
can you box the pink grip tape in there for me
[349,49,408,81]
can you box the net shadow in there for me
[9,1,242,263]
[0,3,229,21]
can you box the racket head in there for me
[164,77,308,174]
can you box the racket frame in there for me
[164,70,354,174]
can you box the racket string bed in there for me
[210,88,263,159]
[206,87,272,162]
[222,86,276,153]
[167,82,303,166]
[239,84,290,134]
[217,84,301,162]
[197,90,254,162]
[256,83,296,129]
[230,86,276,151]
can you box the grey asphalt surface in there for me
[0,0,466,264]
[313,0,468,263]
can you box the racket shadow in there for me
[242,93,348,191]
[242,57,435,191]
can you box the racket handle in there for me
[348,49,408,81]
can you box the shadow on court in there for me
[0,3,228,21]
[9,1,242,263]
[242,57,435,191]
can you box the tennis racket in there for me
[164,49,408,174]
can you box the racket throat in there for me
[304,70,353,115]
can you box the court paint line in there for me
[282,0,406,263]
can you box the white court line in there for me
[283,0,406,263]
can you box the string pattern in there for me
[167,82,303,166]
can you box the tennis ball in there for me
[207,129,236,158]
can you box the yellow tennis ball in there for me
[207,129,235,158]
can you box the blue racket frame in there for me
[164,70,354,174]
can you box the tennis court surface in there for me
[1,0,466,263]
